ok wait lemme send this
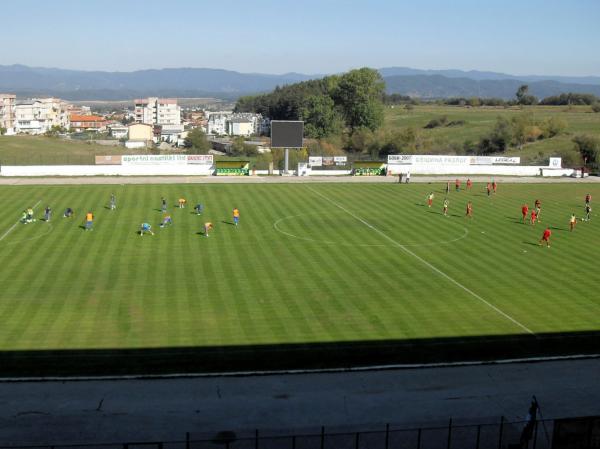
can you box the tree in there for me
[44,125,66,137]
[300,95,343,138]
[333,68,385,131]
[511,114,534,149]
[592,103,600,113]
[573,135,600,164]
[345,127,376,153]
[515,85,538,105]
[478,117,513,154]
[183,128,211,154]
[540,116,567,138]
[0,127,6,136]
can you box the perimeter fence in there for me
[4,416,595,449]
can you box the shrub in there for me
[573,135,600,164]
[424,116,448,129]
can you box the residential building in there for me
[134,97,181,126]
[227,117,254,136]
[69,114,107,132]
[67,105,91,116]
[206,111,269,137]
[127,123,153,143]
[159,124,185,144]
[206,111,232,135]
[107,124,129,139]
[14,98,70,134]
[0,94,16,133]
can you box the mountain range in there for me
[0,64,599,101]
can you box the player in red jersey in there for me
[466,201,473,218]
[521,204,529,223]
[492,180,497,194]
[530,209,538,225]
[466,178,472,190]
[455,178,461,192]
[585,193,591,205]
[486,183,491,197]
[539,227,551,247]
[427,192,434,208]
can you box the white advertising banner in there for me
[186,154,214,165]
[388,154,521,166]
[388,154,414,164]
[309,156,323,167]
[413,155,471,165]
[471,156,521,165]
[334,156,348,165]
[122,154,188,165]
[548,157,562,168]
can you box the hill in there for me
[1,64,600,101]
[379,66,600,85]
[384,74,600,99]
[0,65,319,100]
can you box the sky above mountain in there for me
[1,0,599,76]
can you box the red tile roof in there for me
[70,114,106,122]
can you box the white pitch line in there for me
[0,200,41,243]
[307,187,535,335]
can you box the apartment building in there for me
[227,117,254,136]
[69,114,108,132]
[134,97,181,125]
[206,111,269,137]
[0,93,16,134]
[14,98,70,134]
[206,111,232,135]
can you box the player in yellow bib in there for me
[85,211,94,231]
[233,208,240,226]
[204,222,213,237]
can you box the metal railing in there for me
[0,417,563,449]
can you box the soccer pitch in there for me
[0,182,599,374]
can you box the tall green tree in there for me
[300,95,343,138]
[183,128,211,154]
[333,68,385,131]
[515,84,538,105]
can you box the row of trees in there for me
[436,89,600,110]
[235,68,386,138]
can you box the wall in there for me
[0,165,575,178]
[387,164,575,177]
[0,165,214,177]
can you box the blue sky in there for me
[1,0,599,75]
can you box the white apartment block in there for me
[205,111,232,135]
[134,97,181,125]
[227,117,254,136]
[0,94,16,134]
[205,111,269,137]
[14,98,70,134]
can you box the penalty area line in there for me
[0,200,42,243]
[306,187,535,336]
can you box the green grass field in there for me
[0,135,150,165]
[0,182,599,373]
